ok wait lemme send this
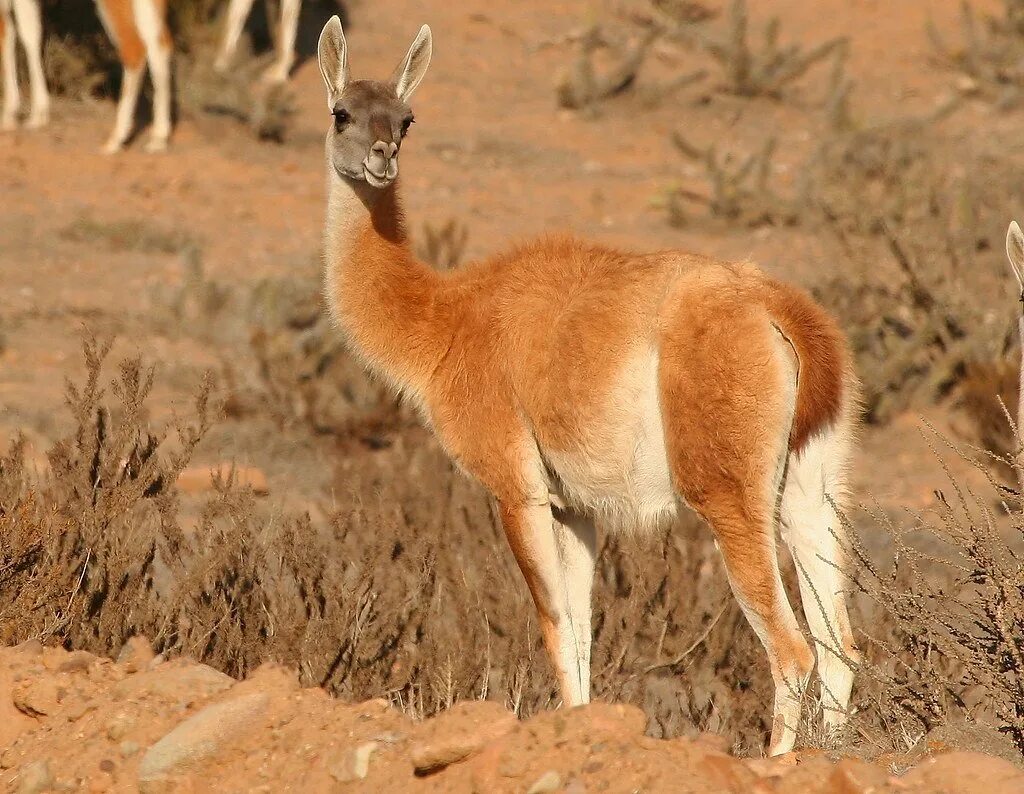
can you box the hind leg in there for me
[781,422,861,733]
[215,0,255,72]
[552,507,597,702]
[132,0,171,151]
[663,306,813,755]
[1,0,20,130]
[262,0,300,84]
[701,483,814,755]
[95,0,146,152]
[11,0,48,127]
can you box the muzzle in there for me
[363,141,398,187]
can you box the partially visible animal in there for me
[0,0,50,130]
[215,0,301,84]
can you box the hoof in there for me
[143,137,168,153]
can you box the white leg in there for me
[781,424,861,734]
[11,0,48,127]
[215,0,256,72]
[103,64,143,153]
[552,508,597,702]
[1,0,20,130]
[263,0,299,84]
[132,0,171,151]
[500,498,586,707]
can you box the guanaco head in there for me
[317,16,432,189]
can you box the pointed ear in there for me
[318,16,349,108]
[1008,221,1024,292]
[390,24,432,103]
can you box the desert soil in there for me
[3,639,1024,793]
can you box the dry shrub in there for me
[928,0,1024,108]
[0,334,781,752]
[836,436,1024,758]
[658,0,846,98]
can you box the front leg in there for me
[499,498,590,707]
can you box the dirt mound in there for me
[0,641,1019,793]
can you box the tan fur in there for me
[95,0,146,68]
[318,19,859,755]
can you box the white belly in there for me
[541,346,678,532]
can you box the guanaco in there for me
[315,16,861,755]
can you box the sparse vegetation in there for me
[928,0,1024,107]
[659,0,847,98]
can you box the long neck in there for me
[323,170,449,400]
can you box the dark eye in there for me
[400,116,414,137]
[333,108,350,129]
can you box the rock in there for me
[17,759,52,794]
[12,677,61,717]
[330,741,379,782]
[176,464,269,496]
[527,770,562,794]
[138,692,270,785]
[829,757,890,794]
[409,701,516,773]
[112,661,234,706]
[64,696,95,722]
[0,663,35,751]
[117,637,155,673]
[899,751,1024,794]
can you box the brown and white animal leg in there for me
[214,0,255,73]
[0,0,20,131]
[780,419,860,735]
[500,495,588,707]
[132,0,171,151]
[11,0,48,127]
[552,507,597,702]
[263,0,300,84]
[95,0,145,152]
[663,310,813,756]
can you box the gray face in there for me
[318,17,432,192]
[327,80,415,189]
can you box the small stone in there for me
[352,742,378,779]
[117,637,155,673]
[330,741,379,782]
[99,759,115,774]
[527,770,562,794]
[409,701,515,773]
[13,678,61,717]
[64,697,95,722]
[18,759,52,794]
[106,713,135,741]
[119,741,141,758]
[0,746,17,769]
